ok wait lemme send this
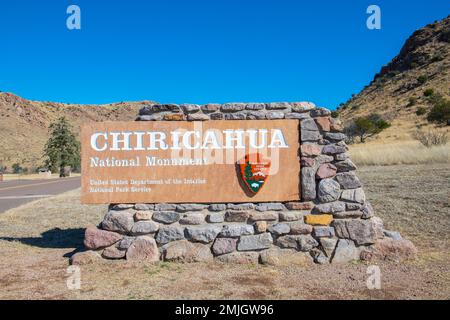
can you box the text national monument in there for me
[75,102,416,266]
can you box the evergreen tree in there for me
[244,161,253,181]
[43,117,80,177]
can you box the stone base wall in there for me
[74,102,416,265]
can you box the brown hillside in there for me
[338,15,450,142]
[0,93,154,170]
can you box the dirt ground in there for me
[0,164,449,300]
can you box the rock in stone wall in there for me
[74,102,415,265]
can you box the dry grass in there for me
[358,163,450,252]
[0,164,449,299]
[0,189,104,238]
[349,140,450,166]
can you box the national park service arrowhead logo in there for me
[238,153,271,195]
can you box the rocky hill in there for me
[337,15,450,141]
[0,93,153,170]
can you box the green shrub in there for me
[439,27,450,42]
[427,92,443,106]
[12,163,23,174]
[415,107,427,116]
[431,55,444,63]
[427,99,450,124]
[408,96,417,107]
[387,71,399,78]
[417,75,428,84]
[423,89,434,97]
[330,111,339,118]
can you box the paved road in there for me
[0,177,81,213]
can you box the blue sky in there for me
[0,1,448,109]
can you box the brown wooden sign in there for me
[81,120,300,204]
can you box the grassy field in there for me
[0,164,449,300]
[349,140,449,167]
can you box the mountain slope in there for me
[0,93,154,170]
[338,15,450,141]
